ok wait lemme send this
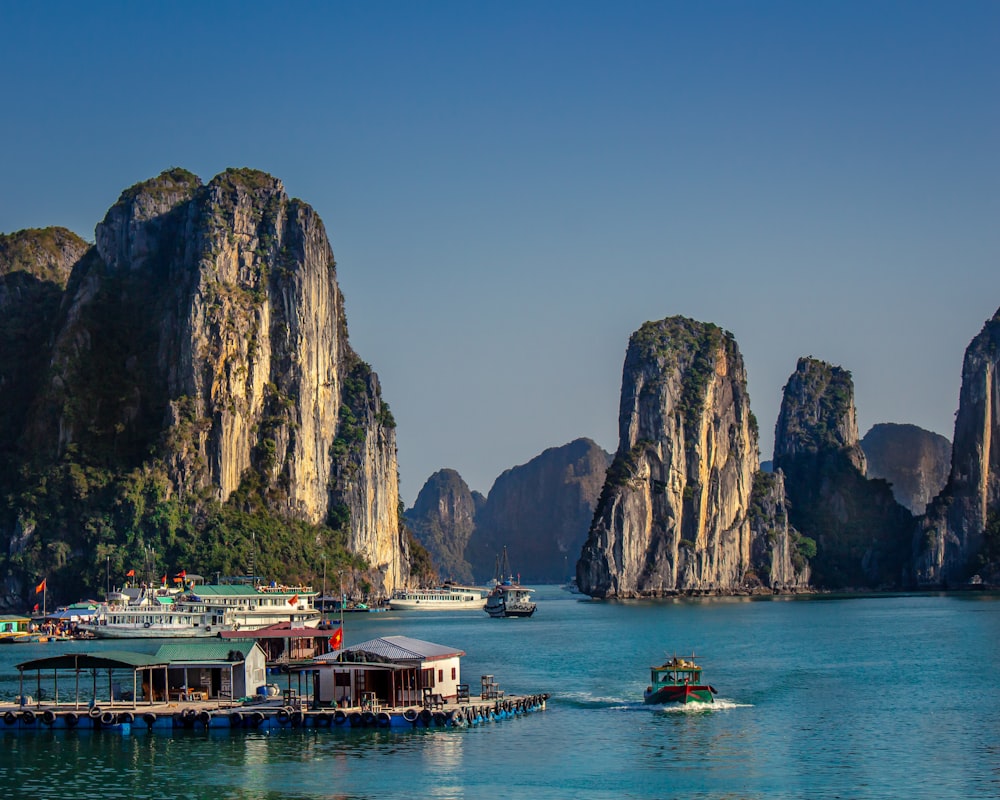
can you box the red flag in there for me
[35,578,46,594]
[126,569,135,577]
[176,570,186,579]
[161,575,167,584]
[329,627,343,650]
[288,594,299,605]
[32,603,39,613]
[172,576,184,583]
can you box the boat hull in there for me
[79,624,223,639]
[643,684,714,705]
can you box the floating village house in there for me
[152,641,267,702]
[301,636,465,709]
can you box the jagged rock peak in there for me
[467,438,611,584]
[918,306,1000,585]
[0,227,89,287]
[405,469,483,584]
[774,357,866,473]
[577,316,760,598]
[861,423,951,515]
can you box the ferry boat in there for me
[388,586,486,611]
[484,548,536,618]
[80,583,321,638]
[643,655,717,705]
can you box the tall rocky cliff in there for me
[0,168,408,605]
[466,438,611,584]
[404,469,484,584]
[861,423,951,515]
[774,358,913,588]
[577,317,804,598]
[917,308,1000,585]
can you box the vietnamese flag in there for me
[35,578,46,594]
[160,575,167,585]
[329,627,343,650]
[32,603,39,613]
[126,569,135,577]
[288,594,299,606]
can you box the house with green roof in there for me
[149,641,267,702]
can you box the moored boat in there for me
[388,586,485,611]
[643,655,717,705]
[80,582,321,638]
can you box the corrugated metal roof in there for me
[315,635,464,663]
[188,585,263,597]
[153,641,256,663]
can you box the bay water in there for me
[1,587,998,799]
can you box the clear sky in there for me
[2,1,998,504]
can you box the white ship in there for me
[80,582,321,638]
[388,585,486,611]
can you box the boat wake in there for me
[558,692,751,713]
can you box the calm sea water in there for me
[1,587,998,800]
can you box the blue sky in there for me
[2,1,998,503]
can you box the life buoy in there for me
[41,709,56,725]
[333,709,347,725]
[142,712,157,727]
[143,622,151,628]
[20,710,35,725]
[402,708,418,724]
[88,706,103,720]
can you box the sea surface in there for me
[1,587,998,799]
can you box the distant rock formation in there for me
[861,423,951,515]
[774,358,913,588]
[917,308,1000,586]
[576,317,804,598]
[405,469,484,584]
[0,168,408,605]
[466,438,611,584]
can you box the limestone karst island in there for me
[1,167,998,613]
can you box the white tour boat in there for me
[388,585,486,611]
[80,582,321,638]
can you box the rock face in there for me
[577,317,792,597]
[1,169,408,601]
[0,228,90,463]
[774,358,913,588]
[861,424,951,515]
[405,469,484,584]
[917,309,1000,585]
[466,438,611,584]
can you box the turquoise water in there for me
[1,588,998,799]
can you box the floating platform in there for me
[0,693,549,733]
